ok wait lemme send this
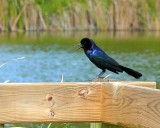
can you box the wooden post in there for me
[0,82,158,128]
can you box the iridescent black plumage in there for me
[79,38,142,79]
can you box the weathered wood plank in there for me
[0,82,101,124]
[102,82,159,128]
[0,81,157,128]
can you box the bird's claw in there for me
[91,74,111,82]
[103,74,111,79]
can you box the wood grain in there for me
[0,81,158,128]
[0,82,102,123]
[102,82,160,128]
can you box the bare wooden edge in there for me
[108,81,156,88]
[0,81,156,88]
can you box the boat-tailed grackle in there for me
[78,38,142,79]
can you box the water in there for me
[0,32,159,86]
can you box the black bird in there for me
[78,38,142,79]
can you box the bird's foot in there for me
[91,74,111,82]
[90,77,102,82]
[103,74,111,80]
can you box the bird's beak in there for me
[74,43,83,50]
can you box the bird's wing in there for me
[90,50,119,66]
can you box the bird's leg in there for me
[90,70,107,82]
[97,69,106,79]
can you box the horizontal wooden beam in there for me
[0,82,102,124]
[101,82,159,128]
[0,82,158,128]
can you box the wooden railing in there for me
[0,82,158,128]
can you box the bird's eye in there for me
[81,42,86,46]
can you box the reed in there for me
[0,0,160,32]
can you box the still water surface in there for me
[0,32,159,86]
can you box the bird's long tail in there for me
[119,65,142,79]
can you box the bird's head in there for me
[79,38,95,50]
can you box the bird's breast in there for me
[87,50,92,54]
[84,49,93,58]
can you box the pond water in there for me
[0,31,159,87]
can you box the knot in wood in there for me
[78,89,89,96]
[46,94,53,101]
[50,110,55,117]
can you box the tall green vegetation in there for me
[0,0,160,32]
